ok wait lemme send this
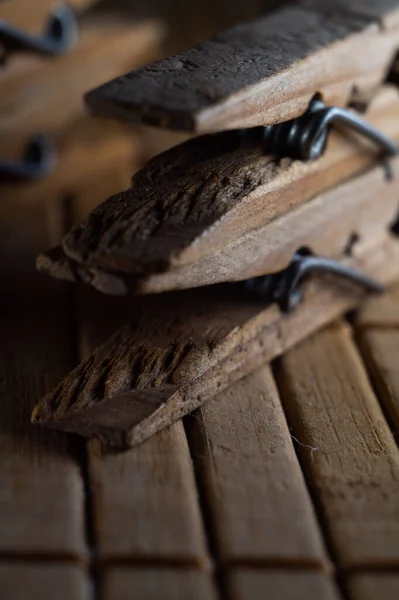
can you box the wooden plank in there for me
[42,87,399,292]
[276,322,399,569]
[85,0,399,132]
[0,200,86,558]
[186,366,328,566]
[348,574,399,600]
[103,568,218,600]
[0,16,164,153]
[77,293,209,564]
[227,570,341,600]
[355,282,399,327]
[32,231,399,448]
[356,328,399,434]
[0,564,89,600]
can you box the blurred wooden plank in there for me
[78,293,209,565]
[355,283,399,328]
[186,366,327,566]
[0,16,164,153]
[356,328,399,434]
[33,232,399,447]
[277,322,399,569]
[0,564,89,600]
[103,568,217,600]
[0,200,86,558]
[227,570,341,600]
[348,574,399,600]
[85,0,399,132]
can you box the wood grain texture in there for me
[32,233,399,447]
[0,564,90,600]
[78,293,209,564]
[0,16,164,152]
[355,282,399,327]
[356,328,399,434]
[348,574,399,600]
[85,0,399,132]
[103,568,217,600]
[185,365,328,566]
[227,570,341,600]
[0,200,86,558]
[41,87,399,293]
[276,322,399,569]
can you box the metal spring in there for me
[244,252,384,313]
[0,4,78,63]
[243,97,399,161]
[0,135,56,182]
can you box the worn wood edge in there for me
[84,1,399,132]
[38,86,399,290]
[31,234,399,447]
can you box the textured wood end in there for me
[85,1,399,132]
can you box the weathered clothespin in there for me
[32,0,399,448]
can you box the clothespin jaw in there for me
[32,0,399,447]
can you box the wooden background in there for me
[2,1,399,598]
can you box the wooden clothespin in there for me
[32,0,399,448]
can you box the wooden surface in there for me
[4,191,399,596]
[40,86,399,293]
[85,0,399,132]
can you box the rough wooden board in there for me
[348,574,399,600]
[45,87,399,290]
[103,568,217,600]
[78,293,209,564]
[0,564,90,600]
[32,233,399,447]
[85,0,399,132]
[185,365,328,566]
[227,570,341,600]
[0,17,164,153]
[89,427,209,563]
[0,201,86,558]
[356,328,399,434]
[276,322,399,569]
[355,281,399,327]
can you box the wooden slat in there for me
[0,200,86,558]
[0,564,89,600]
[227,570,341,600]
[85,0,399,132]
[356,328,399,433]
[0,16,164,153]
[186,366,327,566]
[103,568,218,600]
[43,87,399,293]
[277,322,399,569]
[348,574,399,600]
[356,282,399,328]
[77,292,209,564]
[32,231,399,448]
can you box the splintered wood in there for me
[38,87,399,294]
[31,231,399,448]
[85,0,399,132]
